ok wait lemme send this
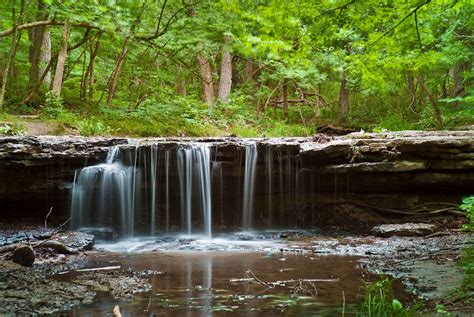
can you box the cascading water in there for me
[242,142,258,229]
[70,140,308,239]
[177,144,212,238]
[71,143,213,238]
[70,146,135,236]
[266,146,273,227]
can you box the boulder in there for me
[372,223,436,237]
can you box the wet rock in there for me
[12,244,35,267]
[0,260,95,315]
[372,223,436,237]
[79,227,115,241]
[52,231,95,251]
[71,269,152,300]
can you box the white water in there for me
[70,141,307,239]
[71,143,213,238]
[71,146,136,236]
[177,144,212,238]
[242,142,258,229]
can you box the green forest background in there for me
[0,0,472,137]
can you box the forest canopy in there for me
[0,0,472,137]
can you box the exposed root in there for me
[347,200,466,217]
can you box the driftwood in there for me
[0,217,72,254]
[234,269,339,296]
[317,124,357,136]
[57,265,121,275]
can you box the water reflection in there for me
[71,252,364,316]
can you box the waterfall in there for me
[266,146,273,227]
[71,146,136,236]
[242,142,257,229]
[71,143,213,238]
[164,150,170,233]
[176,144,213,238]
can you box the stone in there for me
[52,231,95,251]
[79,227,116,241]
[372,223,436,237]
[12,244,35,267]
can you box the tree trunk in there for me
[417,74,425,107]
[452,63,466,98]
[27,0,46,90]
[81,36,100,99]
[28,25,46,89]
[197,54,215,106]
[51,20,70,96]
[0,0,24,110]
[282,79,289,120]
[106,38,129,106]
[176,78,187,96]
[217,34,232,103]
[418,76,444,129]
[40,30,51,88]
[244,58,253,83]
[407,71,416,105]
[338,76,350,119]
[0,31,17,110]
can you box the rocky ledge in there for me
[0,131,473,223]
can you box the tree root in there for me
[346,200,466,217]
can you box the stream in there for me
[66,240,366,316]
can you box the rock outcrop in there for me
[0,132,472,228]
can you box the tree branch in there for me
[0,20,102,38]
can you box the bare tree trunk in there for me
[417,74,425,107]
[0,0,25,110]
[40,30,51,88]
[338,76,349,120]
[106,38,129,106]
[81,36,100,99]
[407,71,416,104]
[197,54,215,106]
[452,63,466,98]
[28,26,46,89]
[51,20,70,96]
[27,0,46,90]
[217,34,232,103]
[282,79,289,120]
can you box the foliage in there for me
[357,279,422,317]
[0,122,27,136]
[460,196,474,231]
[40,92,65,119]
[0,0,472,136]
[78,118,113,137]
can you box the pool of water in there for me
[68,247,365,316]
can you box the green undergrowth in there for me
[1,91,472,137]
[357,279,422,317]
[450,196,474,304]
